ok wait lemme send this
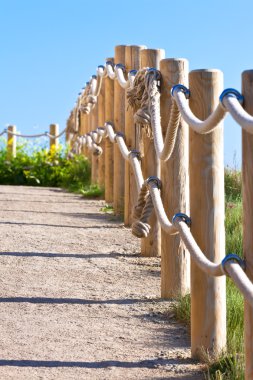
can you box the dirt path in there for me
[0,185,204,380]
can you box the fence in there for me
[66,45,253,379]
[1,123,64,158]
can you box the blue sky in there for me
[1,0,252,166]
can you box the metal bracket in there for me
[116,63,126,72]
[171,84,190,99]
[106,60,115,68]
[129,149,141,160]
[172,213,191,227]
[114,131,125,143]
[146,176,162,189]
[129,69,137,76]
[222,253,246,274]
[219,88,244,107]
[147,67,161,80]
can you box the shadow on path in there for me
[0,252,139,259]
[0,358,195,369]
[0,297,158,305]
[0,221,119,229]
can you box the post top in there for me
[190,69,222,74]
[161,58,188,63]
[242,69,253,76]
[127,44,147,49]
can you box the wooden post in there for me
[124,45,146,226]
[242,70,253,380]
[97,80,105,189]
[80,111,89,157]
[113,45,127,215]
[160,58,190,298]
[140,48,165,257]
[104,57,114,204]
[7,125,16,159]
[91,104,99,184]
[49,124,59,150]
[189,69,226,358]
[87,108,92,162]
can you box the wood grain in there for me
[140,49,165,257]
[189,69,226,358]
[113,46,127,215]
[104,57,114,204]
[242,70,253,380]
[160,58,190,297]
[124,45,146,226]
[97,80,105,188]
[49,124,59,150]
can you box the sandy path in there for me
[0,185,204,379]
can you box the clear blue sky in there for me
[1,0,252,166]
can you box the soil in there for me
[0,185,205,379]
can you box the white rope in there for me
[129,153,143,192]
[115,134,130,160]
[225,262,253,308]
[104,122,116,143]
[97,65,107,78]
[174,219,224,277]
[115,65,130,89]
[172,87,226,133]
[5,127,67,139]
[148,182,178,235]
[106,61,116,80]
[222,95,253,134]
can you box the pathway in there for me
[0,185,204,379]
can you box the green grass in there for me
[173,167,245,379]
[100,204,114,214]
[0,141,103,198]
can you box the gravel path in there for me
[0,185,204,379]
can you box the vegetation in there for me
[174,166,244,380]
[0,140,103,198]
[0,141,245,377]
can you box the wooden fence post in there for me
[113,45,127,215]
[189,69,226,358]
[104,57,114,204]
[242,70,253,380]
[160,58,190,298]
[91,104,99,184]
[140,48,165,257]
[49,123,59,150]
[80,111,89,157]
[97,79,105,189]
[7,125,16,159]
[124,45,146,226]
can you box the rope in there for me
[172,86,226,133]
[106,61,116,80]
[222,95,253,134]
[143,69,182,161]
[115,65,130,89]
[3,127,67,139]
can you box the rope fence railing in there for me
[66,46,253,378]
[0,123,67,159]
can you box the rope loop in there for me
[114,131,125,143]
[129,149,141,160]
[219,88,244,108]
[222,253,246,275]
[116,63,126,72]
[172,213,192,228]
[146,176,162,189]
[171,84,190,99]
